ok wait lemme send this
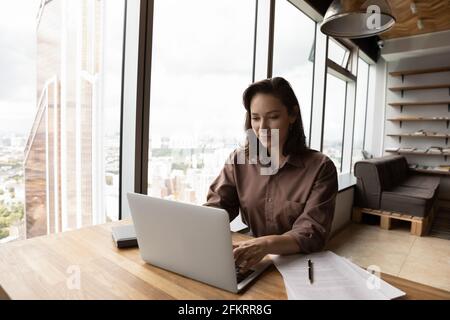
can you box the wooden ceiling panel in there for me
[380,0,450,39]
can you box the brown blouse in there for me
[204,148,338,253]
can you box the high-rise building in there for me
[24,0,108,238]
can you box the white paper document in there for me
[230,213,249,232]
[340,257,405,300]
[271,251,405,300]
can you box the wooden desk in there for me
[0,220,449,300]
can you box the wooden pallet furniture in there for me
[352,207,435,236]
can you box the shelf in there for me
[387,118,450,121]
[388,101,450,112]
[387,66,450,176]
[387,133,449,144]
[385,150,450,159]
[389,66,450,77]
[387,134,449,138]
[389,101,450,107]
[410,168,450,176]
[389,84,450,92]
[388,118,450,128]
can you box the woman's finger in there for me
[235,253,247,267]
[232,241,243,249]
[233,246,246,261]
[240,257,258,273]
[246,256,262,268]
[235,248,252,267]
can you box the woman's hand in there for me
[233,238,269,272]
[233,235,301,272]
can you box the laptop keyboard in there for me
[235,266,255,283]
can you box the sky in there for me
[148,0,318,143]
[0,0,40,135]
[148,0,255,142]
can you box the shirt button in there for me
[267,198,272,203]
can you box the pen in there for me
[308,259,313,284]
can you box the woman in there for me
[205,77,338,272]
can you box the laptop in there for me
[126,192,272,293]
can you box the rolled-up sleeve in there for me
[204,161,240,223]
[284,158,338,253]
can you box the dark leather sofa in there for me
[354,155,440,218]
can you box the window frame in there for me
[321,71,349,173]
[321,37,358,174]
[270,0,317,147]
[120,0,145,219]
[349,57,371,173]
[136,0,258,207]
[328,37,352,70]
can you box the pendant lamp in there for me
[321,0,396,38]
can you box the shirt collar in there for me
[249,152,305,169]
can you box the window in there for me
[322,73,347,171]
[328,38,350,69]
[322,36,358,174]
[147,0,255,204]
[352,58,370,169]
[272,0,316,145]
[0,1,125,243]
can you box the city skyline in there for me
[0,0,355,244]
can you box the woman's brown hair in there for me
[242,77,308,156]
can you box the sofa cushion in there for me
[387,156,409,185]
[400,175,440,191]
[354,155,408,209]
[381,186,435,217]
